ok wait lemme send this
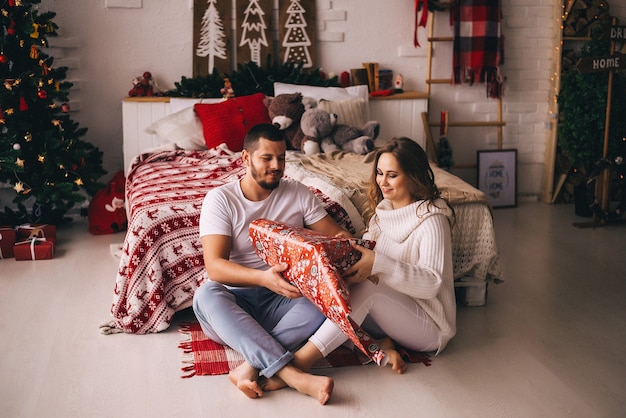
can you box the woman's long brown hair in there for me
[365,137,453,224]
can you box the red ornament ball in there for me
[61,103,70,112]
[0,54,7,64]
[38,90,48,99]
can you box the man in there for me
[192,124,350,405]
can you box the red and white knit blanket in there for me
[102,145,362,335]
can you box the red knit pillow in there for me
[194,93,271,151]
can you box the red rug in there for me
[178,322,432,378]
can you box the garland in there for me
[165,59,340,98]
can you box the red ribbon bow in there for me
[414,0,429,47]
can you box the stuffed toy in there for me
[264,93,307,151]
[300,107,379,155]
[128,71,155,97]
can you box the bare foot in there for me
[276,365,334,405]
[259,375,287,392]
[378,337,407,374]
[228,362,263,399]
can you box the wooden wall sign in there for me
[193,0,233,77]
[278,0,316,69]
[193,0,316,77]
[576,53,624,73]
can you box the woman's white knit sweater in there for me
[363,198,456,353]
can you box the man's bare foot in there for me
[378,337,407,374]
[276,365,334,405]
[228,362,263,398]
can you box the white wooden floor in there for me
[1,202,625,418]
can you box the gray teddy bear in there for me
[299,108,379,155]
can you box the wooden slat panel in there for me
[237,0,274,67]
[278,0,316,68]
[194,0,233,77]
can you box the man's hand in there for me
[262,263,302,299]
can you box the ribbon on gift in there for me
[15,237,54,260]
[18,223,46,240]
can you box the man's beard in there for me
[250,161,281,190]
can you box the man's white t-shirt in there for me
[199,178,328,270]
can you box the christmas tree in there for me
[0,0,105,225]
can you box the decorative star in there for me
[51,119,61,127]
[38,154,45,163]
[74,178,83,186]
[16,158,24,168]
[13,181,24,193]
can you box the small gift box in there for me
[0,226,16,259]
[14,238,55,261]
[249,218,385,365]
[16,223,56,246]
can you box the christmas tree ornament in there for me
[0,54,7,63]
[13,182,24,193]
[13,143,21,150]
[37,89,47,99]
[24,132,32,141]
[61,102,70,112]
[31,23,40,39]
[16,158,24,167]
[37,155,45,163]
[19,97,28,111]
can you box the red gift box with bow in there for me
[16,224,56,246]
[0,226,16,259]
[249,218,386,365]
[14,238,55,261]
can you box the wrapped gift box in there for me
[14,238,55,261]
[16,223,56,245]
[1,226,16,259]
[249,218,385,365]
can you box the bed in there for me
[101,85,504,335]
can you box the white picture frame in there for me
[477,149,517,208]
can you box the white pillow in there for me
[273,82,369,108]
[317,98,368,128]
[144,98,225,150]
[144,106,207,150]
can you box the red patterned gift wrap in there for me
[14,238,54,260]
[249,218,386,365]
[0,226,16,259]
[16,223,56,245]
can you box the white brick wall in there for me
[30,0,626,200]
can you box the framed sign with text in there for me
[477,149,517,208]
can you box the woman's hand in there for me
[262,263,302,299]
[343,242,379,285]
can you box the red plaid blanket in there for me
[451,0,504,98]
[178,322,432,378]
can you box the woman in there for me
[292,137,457,374]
